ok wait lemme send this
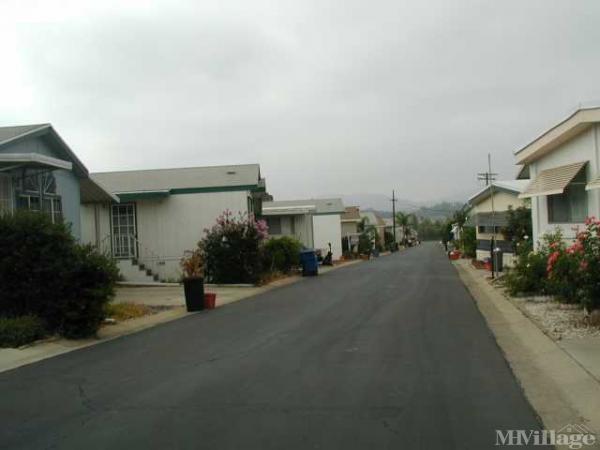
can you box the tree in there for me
[503,206,532,251]
[357,217,379,252]
[415,217,445,241]
[395,212,417,245]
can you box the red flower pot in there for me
[204,293,216,310]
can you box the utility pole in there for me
[477,169,498,186]
[391,190,397,250]
[478,154,498,278]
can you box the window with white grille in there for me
[0,175,12,214]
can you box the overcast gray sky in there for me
[2,0,600,203]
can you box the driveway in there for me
[0,243,546,449]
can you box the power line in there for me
[477,171,498,186]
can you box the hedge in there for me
[0,316,46,348]
[0,211,118,338]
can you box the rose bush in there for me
[571,217,600,310]
[545,238,583,304]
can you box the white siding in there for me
[471,191,526,215]
[79,203,111,251]
[266,213,314,249]
[79,190,252,280]
[312,214,342,259]
[529,125,600,246]
[135,190,250,280]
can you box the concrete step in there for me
[117,259,159,283]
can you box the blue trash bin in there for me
[300,249,319,276]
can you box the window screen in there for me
[547,170,588,223]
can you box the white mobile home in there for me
[516,107,600,247]
[262,198,345,260]
[85,164,266,281]
[467,180,529,266]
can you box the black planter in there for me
[183,277,204,312]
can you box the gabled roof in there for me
[0,124,49,143]
[262,198,345,215]
[468,180,530,206]
[80,178,120,203]
[515,106,600,165]
[0,123,89,177]
[92,164,262,195]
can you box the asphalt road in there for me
[1,243,546,450]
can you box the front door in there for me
[111,203,137,259]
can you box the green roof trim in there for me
[116,184,261,201]
[116,190,171,201]
[171,184,260,195]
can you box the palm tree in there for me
[395,212,417,246]
[357,217,379,253]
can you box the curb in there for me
[454,260,600,436]
[1,258,366,374]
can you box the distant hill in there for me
[326,193,420,212]
[323,193,464,221]
[412,201,466,221]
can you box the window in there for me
[477,225,502,234]
[14,170,63,223]
[266,217,282,234]
[547,170,588,223]
[111,204,137,258]
[0,175,12,214]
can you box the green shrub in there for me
[58,244,119,338]
[502,205,533,251]
[0,316,46,348]
[358,233,372,255]
[0,212,118,338]
[263,236,302,274]
[504,250,549,296]
[461,226,477,258]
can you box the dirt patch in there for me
[104,303,176,323]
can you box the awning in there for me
[80,178,120,203]
[0,153,73,171]
[519,161,587,199]
[586,178,600,191]
[262,205,315,216]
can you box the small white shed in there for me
[262,198,345,260]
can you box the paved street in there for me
[1,243,545,450]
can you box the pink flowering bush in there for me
[542,217,600,309]
[572,217,600,310]
[545,234,583,304]
[200,210,269,284]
